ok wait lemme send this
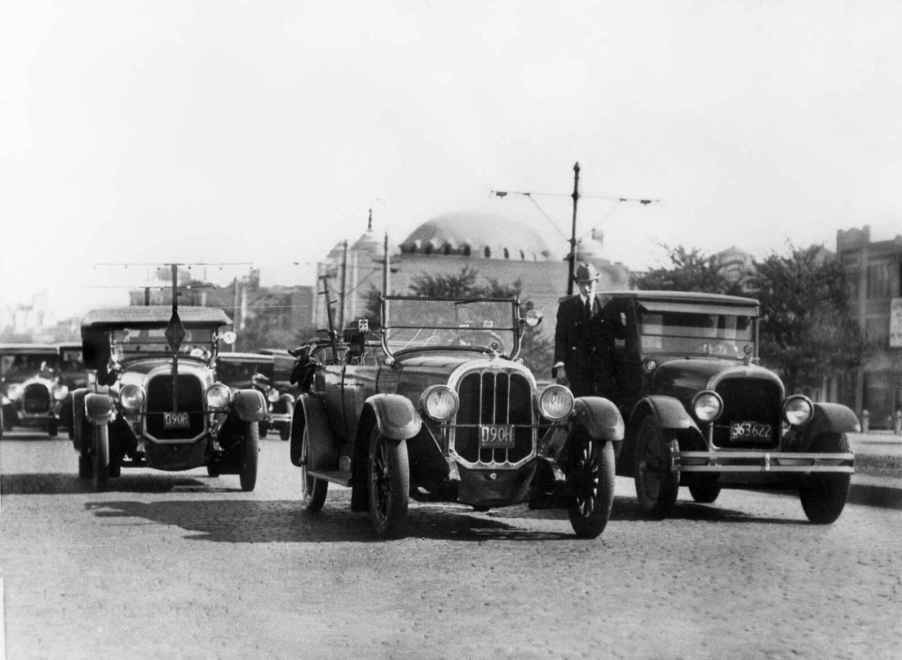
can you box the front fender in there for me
[364,393,422,441]
[290,394,338,470]
[232,389,267,422]
[629,395,699,434]
[84,392,115,426]
[788,402,861,451]
[71,388,88,449]
[571,396,624,442]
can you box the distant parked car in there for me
[0,343,67,436]
[601,290,857,524]
[290,296,624,539]
[56,343,86,436]
[73,306,266,491]
[217,352,294,440]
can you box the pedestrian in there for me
[552,262,617,397]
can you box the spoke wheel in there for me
[300,426,328,512]
[91,424,109,491]
[799,433,851,524]
[239,422,259,492]
[367,429,409,539]
[634,416,679,518]
[567,433,615,538]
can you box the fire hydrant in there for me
[895,409,902,435]
[861,409,870,433]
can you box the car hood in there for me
[651,358,781,404]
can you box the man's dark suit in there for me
[553,294,617,397]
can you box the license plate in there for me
[729,421,772,442]
[479,424,515,449]
[163,412,190,429]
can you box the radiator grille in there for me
[23,383,51,413]
[712,377,782,448]
[454,370,533,464]
[145,373,205,439]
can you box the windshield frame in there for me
[107,324,222,366]
[380,295,522,360]
[637,306,759,361]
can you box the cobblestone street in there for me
[2,431,901,659]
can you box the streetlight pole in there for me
[567,161,580,296]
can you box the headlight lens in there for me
[267,388,280,403]
[538,384,574,421]
[52,384,69,401]
[420,385,459,421]
[7,384,23,401]
[205,383,232,410]
[783,395,813,426]
[119,384,145,412]
[692,391,723,422]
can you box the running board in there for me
[307,469,352,487]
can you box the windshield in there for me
[384,298,518,355]
[60,349,84,371]
[110,327,217,362]
[1,353,60,379]
[639,310,755,359]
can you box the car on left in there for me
[72,306,266,491]
[0,343,68,437]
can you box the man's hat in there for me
[573,262,600,283]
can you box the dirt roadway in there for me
[1,432,901,659]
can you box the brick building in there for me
[837,226,902,426]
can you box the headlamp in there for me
[783,395,813,426]
[420,385,459,421]
[538,384,574,421]
[267,388,280,404]
[205,383,232,410]
[119,384,145,412]
[692,391,723,422]
[52,384,70,401]
[6,384,23,401]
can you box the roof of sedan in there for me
[81,306,232,329]
[599,290,759,306]
[0,343,60,354]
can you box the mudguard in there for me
[364,393,422,441]
[232,389,267,422]
[629,395,699,434]
[84,393,115,426]
[290,394,339,470]
[572,396,625,442]
[793,402,861,450]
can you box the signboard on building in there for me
[890,298,902,348]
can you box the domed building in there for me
[315,210,630,346]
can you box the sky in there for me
[2,1,901,323]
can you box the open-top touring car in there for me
[600,290,857,523]
[0,343,66,437]
[290,295,624,539]
[72,306,266,491]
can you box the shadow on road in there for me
[82,498,575,543]
[1,473,218,495]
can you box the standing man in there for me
[553,262,617,398]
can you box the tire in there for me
[239,422,259,492]
[47,419,58,438]
[78,452,92,479]
[206,464,221,478]
[279,425,290,442]
[92,425,110,491]
[799,433,851,524]
[634,416,680,518]
[299,425,327,512]
[567,435,616,538]
[367,429,409,539]
[689,476,721,504]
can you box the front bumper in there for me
[679,450,854,474]
[267,412,292,425]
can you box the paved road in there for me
[1,430,901,659]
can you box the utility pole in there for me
[338,240,349,331]
[567,161,581,296]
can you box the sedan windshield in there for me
[384,298,517,355]
[110,327,216,362]
[639,311,755,359]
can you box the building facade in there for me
[837,225,902,427]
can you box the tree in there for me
[755,245,864,393]
[631,245,741,294]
